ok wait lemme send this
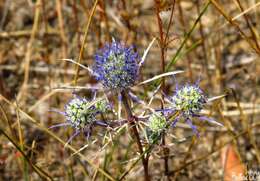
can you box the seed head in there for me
[93,41,139,90]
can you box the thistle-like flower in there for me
[171,85,206,116]
[166,83,223,136]
[50,95,111,144]
[93,40,139,90]
[65,97,97,130]
[147,112,167,143]
[148,112,167,133]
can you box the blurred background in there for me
[0,0,259,180]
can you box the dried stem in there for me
[121,91,150,181]
[154,0,176,178]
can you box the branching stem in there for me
[121,91,150,181]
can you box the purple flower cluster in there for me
[170,84,207,116]
[93,41,139,90]
[50,96,110,143]
[167,83,223,136]
[64,97,97,130]
[50,39,224,146]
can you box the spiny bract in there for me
[93,41,139,90]
[171,85,207,116]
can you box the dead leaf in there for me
[221,144,246,181]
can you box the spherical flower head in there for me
[146,112,167,144]
[148,112,167,133]
[65,97,97,130]
[171,85,207,116]
[93,41,139,90]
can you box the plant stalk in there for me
[121,91,150,181]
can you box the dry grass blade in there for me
[16,0,41,103]
[62,58,94,75]
[73,0,99,85]
[56,0,68,59]
[139,37,156,67]
[207,94,226,102]
[0,129,53,180]
[169,131,249,174]
[210,0,260,54]
[28,89,59,112]
[138,71,184,85]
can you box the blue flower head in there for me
[167,83,223,136]
[148,112,167,133]
[147,112,167,143]
[171,84,207,116]
[50,96,111,144]
[93,40,139,90]
[64,97,97,130]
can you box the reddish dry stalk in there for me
[121,91,150,181]
[154,0,175,178]
[41,0,48,33]
[95,12,102,48]
[121,0,131,29]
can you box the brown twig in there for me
[154,0,169,177]
[154,0,176,178]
